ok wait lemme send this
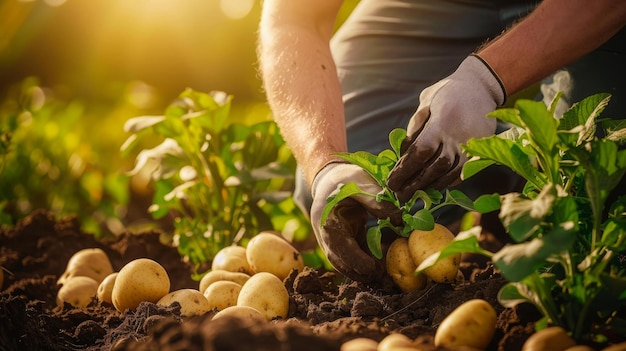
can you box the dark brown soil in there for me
[0,210,545,351]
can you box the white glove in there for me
[387,54,506,202]
[310,162,401,282]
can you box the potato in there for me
[601,342,626,351]
[386,237,427,293]
[198,270,250,295]
[203,280,242,311]
[245,232,304,280]
[111,258,171,312]
[564,346,595,351]
[211,246,254,275]
[237,271,289,320]
[96,272,118,304]
[378,333,419,350]
[521,327,576,351]
[56,276,99,308]
[57,248,114,285]
[434,299,497,349]
[157,288,211,317]
[340,338,378,351]
[212,305,267,323]
[408,224,460,283]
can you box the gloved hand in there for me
[387,54,506,203]
[310,162,402,282]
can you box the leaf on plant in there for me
[461,157,495,180]
[123,115,166,133]
[517,100,558,155]
[497,282,537,308]
[487,108,523,128]
[320,182,369,224]
[559,93,610,146]
[389,128,407,158]
[366,226,383,259]
[473,194,502,214]
[402,209,434,232]
[444,189,475,211]
[127,139,184,176]
[415,226,491,273]
[499,184,556,242]
[335,151,384,184]
[463,136,542,189]
[493,221,577,282]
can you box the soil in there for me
[0,209,559,351]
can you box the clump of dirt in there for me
[0,209,544,351]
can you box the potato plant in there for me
[121,89,311,270]
[421,93,626,344]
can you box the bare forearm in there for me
[258,1,346,186]
[479,0,626,96]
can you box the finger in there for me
[414,148,461,190]
[322,201,382,281]
[387,135,440,194]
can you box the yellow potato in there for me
[564,346,595,351]
[378,333,419,350]
[203,280,242,311]
[435,299,497,349]
[56,276,99,308]
[237,272,289,320]
[522,327,576,351]
[245,232,304,280]
[57,248,114,285]
[340,338,378,351]
[111,258,171,312]
[198,270,250,295]
[386,237,427,293]
[212,305,267,323]
[96,272,118,304]
[157,288,211,317]
[601,342,626,351]
[408,224,460,284]
[211,246,254,275]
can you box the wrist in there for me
[466,53,507,106]
[310,160,351,198]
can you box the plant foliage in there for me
[421,93,626,343]
[122,88,310,268]
[321,128,475,259]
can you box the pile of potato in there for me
[386,223,462,294]
[55,231,304,321]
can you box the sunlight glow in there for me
[219,0,254,19]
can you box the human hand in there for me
[387,54,506,203]
[310,162,402,282]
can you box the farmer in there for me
[257,0,626,282]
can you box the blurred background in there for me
[0,0,358,241]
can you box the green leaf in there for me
[473,194,502,214]
[461,157,496,180]
[497,282,536,308]
[488,108,523,128]
[402,209,434,232]
[366,226,383,259]
[335,151,384,184]
[559,93,610,146]
[320,182,369,225]
[517,99,558,155]
[499,184,556,242]
[493,221,577,282]
[415,226,492,273]
[444,189,475,211]
[463,136,543,188]
[389,128,407,158]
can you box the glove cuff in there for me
[468,53,507,106]
[311,160,351,198]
